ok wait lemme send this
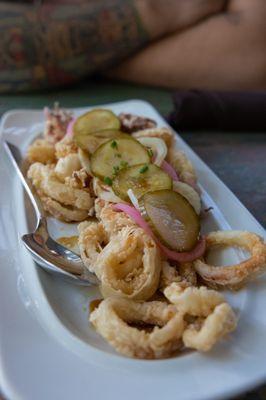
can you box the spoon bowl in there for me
[4,140,98,286]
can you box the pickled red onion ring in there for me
[113,203,205,262]
[161,160,201,194]
[160,238,206,263]
[161,160,179,181]
[66,118,75,138]
[113,203,154,237]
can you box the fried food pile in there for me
[26,105,266,359]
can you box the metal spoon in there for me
[4,141,98,286]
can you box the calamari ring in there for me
[160,261,197,290]
[193,231,266,289]
[164,283,225,316]
[54,153,81,181]
[167,147,197,186]
[78,221,108,274]
[55,136,78,159]
[90,297,184,359]
[95,227,161,300]
[182,303,237,351]
[179,263,198,287]
[40,195,88,222]
[27,139,56,165]
[164,283,237,351]
[132,127,174,148]
[95,199,135,237]
[28,162,93,211]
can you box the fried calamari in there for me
[194,231,266,289]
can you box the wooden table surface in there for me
[0,78,265,400]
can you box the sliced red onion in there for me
[113,203,205,262]
[159,237,205,263]
[113,203,154,237]
[66,118,76,138]
[161,160,179,181]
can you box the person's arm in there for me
[107,0,266,90]
[0,0,226,93]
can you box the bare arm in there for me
[0,0,225,93]
[108,0,266,90]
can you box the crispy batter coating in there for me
[91,282,236,358]
[41,195,89,222]
[55,136,78,159]
[194,231,266,290]
[54,153,81,181]
[132,127,174,148]
[90,297,184,359]
[78,221,108,274]
[27,139,56,164]
[164,283,237,352]
[182,303,237,351]
[65,168,92,190]
[28,162,93,210]
[95,199,135,237]
[164,283,225,316]
[160,261,197,290]
[95,227,161,300]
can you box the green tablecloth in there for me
[0,78,265,400]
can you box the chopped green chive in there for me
[111,140,118,149]
[103,176,113,186]
[113,165,120,175]
[139,165,149,174]
[120,160,129,169]
[147,148,153,157]
[115,153,122,158]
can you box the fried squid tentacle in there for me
[27,162,94,221]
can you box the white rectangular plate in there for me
[0,100,265,400]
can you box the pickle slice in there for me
[74,129,123,152]
[90,137,150,180]
[113,164,172,201]
[141,190,200,252]
[73,109,120,137]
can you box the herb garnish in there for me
[111,140,118,149]
[113,165,120,175]
[120,160,129,169]
[139,165,149,174]
[147,148,153,157]
[103,177,113,186]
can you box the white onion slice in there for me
[93,177,125,203]
[127,189,140,210]
[173,181,201,215]
[137,137,167,166]
[78,148,92,176]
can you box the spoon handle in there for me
[4,141,45,223]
